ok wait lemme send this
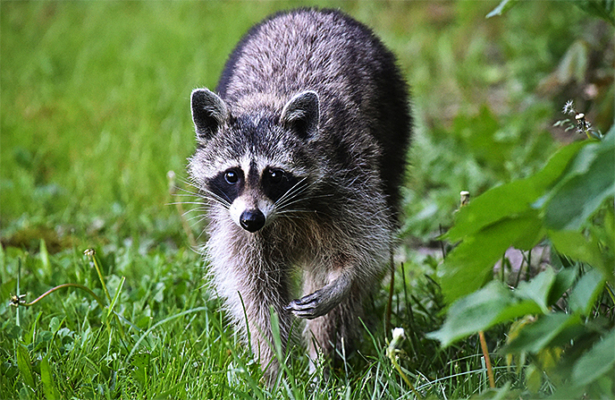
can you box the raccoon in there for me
[188,8,411,380]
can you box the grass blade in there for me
[16,342,34,388]
[41,356,59,400]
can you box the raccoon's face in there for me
[209,159,302,232]
[189,89,320,233]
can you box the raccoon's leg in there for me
[237,270,293,383]
[296,269,364,371]
[212,249,292,381]
[242,291,291,382]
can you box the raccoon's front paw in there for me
[286,290,335,320]
[287,273,352,319]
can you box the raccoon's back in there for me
[217,8,411,220]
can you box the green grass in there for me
[2,245,510,398]
[1,1,613,399]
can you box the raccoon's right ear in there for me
[280,91,319,141]
[191,88,229,141]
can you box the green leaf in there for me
[525,364,542,393]
[571,329,615,388]
[441,212,543,303]
[515,268,556,313]
[574,0,615,26]
[39,239,51,276]
[447,141,585,242]
[151,381,185,400]
[544,127,615,230]
[569,268,606,315]
[547,265,579,306]
[427,281,542,347]
[40,356,59,400]
[554,40,590,85]
[270,306,284,361]
[452,106,506,168]
[16,342,35,388]
[549,230,607,275]
[108,275,125,317]
[502,313,582,354]
[486,0,520,18]
[132,352,150,388]
[468,382,514,400]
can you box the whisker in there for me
[172,193,202,198]
[187,214,209,224]
[276,211,319,219]
[276,192,334,211]
[169,180,232,209]
[273,177,309,207]
[182,208,207,218]
[167,201,205,206]
[274,178,319,210]
[193,188,232,209]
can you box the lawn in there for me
[1,1,613,399]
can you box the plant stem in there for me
[385,253,395,334]
[387,328,422,399]
[85,250,128,341]
[20,283,106,310]
[16,257,22,328]
[89,252,112,303]
[479,330,495,388]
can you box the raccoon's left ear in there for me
[280,91,319,141]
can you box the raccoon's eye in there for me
[224,170,239,184]
[267,169,284,184]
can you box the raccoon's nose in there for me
[239,209,266,232]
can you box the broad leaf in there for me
[441,212,543,302]
[515,268,556,313]
[571,329,615,387]
[502,313,582,354]
[549,230,606,275]
[427,281,542,347]
[447,141,585,242]
[547,265,579,306]
[544,126,615,230]
[16,342,34,388]
[569,268,606,315]
[41,356,59,400]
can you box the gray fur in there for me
[188,8,411,381]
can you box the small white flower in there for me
[389,327,406,351]
[563,100,575,115]
[392,327,405,341]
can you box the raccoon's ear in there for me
[280,91,319,141]
[191,88,228,141]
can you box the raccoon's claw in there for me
[286,290,332,320]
